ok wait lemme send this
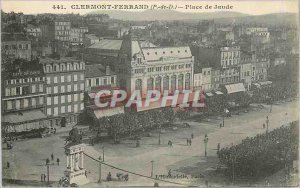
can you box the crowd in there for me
[218,121,298,178]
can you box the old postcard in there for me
[1,0,299,187]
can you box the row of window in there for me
[5,85,44,97]
[46,74,84,84]
[86,77,115,87]
[147,64,191,73]
[6,77,44,85]
[46,83,84,94]
[221,51,240,59]
[5,96,44,111]
[135,74,191,91]
[45,62,84,72]
[46,93,84,105]
[3,44,30,50]
[47,103,84,116]
[221,59,240,67]
[221,76,240,83]
[145,49,189,56]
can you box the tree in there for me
[65,127,82,145]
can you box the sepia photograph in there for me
[1,0,299,187]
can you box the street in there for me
[2,100,299,187]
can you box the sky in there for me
[1,0,298,15]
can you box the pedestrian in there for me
[168,169,172,177]
[205,180,208,187]
[43,174,46,182]
[263,123,266,129]
[58,178,62,185]
[220,123,222,128]
[57,158,60,166]
[217,143,220,151]
[85,170,87,178]
[46,158,50,165]
[41,174,44,182]
[191,133,194,139]
[7,162,10,169]
[190,139,192,146]
[51,153,54,161]
[187,139,189,146]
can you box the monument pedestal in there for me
[64,169,89,185]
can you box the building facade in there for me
[1,60,49,134]
[41,57,85,126]
[117,34,194,98]
[70,27,89,45]
[54,20,71,45]
[2,33,32,61]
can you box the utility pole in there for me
[158,126,161,145]
[45,163,54,185]
[150,160,154,177]
[102,146,105,162]
[204,135,208,157]
[98,156,102,183]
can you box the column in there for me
[81,152,84,169]
[183,74,186,90]
[70,154,73,171]
[168,75,171,91]
[175,75,178,90]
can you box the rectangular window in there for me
[80,103,84,110]
[80,74,84,80]
[61,106,65,114]
[96,78,99,85]
[46,87,51,94]
[5,88,11,96]
[54,96,58,105]
[31,98,36,107]
[104,79,107,85]
[67,75,71,82]
[111,77,115,84]
[16,100,20,110]
[61,96,65,104]
[74,74,78,81]
[39,84,43,92]
[80,93,84,100]
[47,97,51,105]
[61,85,65,93]
[53,107,58,115]
[54,76,58,83]
[68,105,72,112]
[67,85,72,92]
[7,101,12,110]
[47,108,52,115]
[31,85,36,93]
[53,86,58,94]
[80,83,84,90]
[47,77,51,84]
[74,84,78,91]
[74,104,78,113]
[68,95,72,103]
[39,96,44,105]
[74,94,78,102]
[60,76,65,83]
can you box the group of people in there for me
[46,153,60,166]
[218,122,297,178]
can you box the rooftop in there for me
[39,57,82,64]
[85,64,115,78]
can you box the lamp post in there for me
[150,160,154,177]
[204,135,208,157]
[158,125,161,145]
[102,146,105,162]
[266,116,269,133]
[45,162,54,185]
[98,156,102,183]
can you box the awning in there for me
[215,91,224,95]
[2,110,47,124]
[205,92,214,97]
[93,106,124,119]
[225,83,246,94]
[259,81,272,86]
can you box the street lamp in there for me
[266,116,269,133]
[45,162,54,185]
[98,156,103,183]
[158,125,161,145]
[204,135,208,157]
[102,146,105,162]
[150,160,154,177]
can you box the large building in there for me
[1,60,49,135]
[70,27,88,46]
[54,20,71,45]
[2,33,32,61]
[116,34,194,99]
[40,57,85,126]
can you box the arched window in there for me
[135,79,142,91]
[178,74,184,90]
[147,78,154,90]
[185,73,190,89]
[60,64,65,71]
[171,75,176,92]
[155,77,161,91]
[163,76,169,91]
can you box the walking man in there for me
[187,139,189,146]
[191,133,194,139]
[46,158,50,165]
[190,139,192,146]
[41,174,43,182]
[7,162,10,169]
[57,158,60,166]
[51,153,54,161]
[43,174,46,182]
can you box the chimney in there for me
[105,66,110,75]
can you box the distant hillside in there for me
[88,9,249,21]
[214,13,297,26]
